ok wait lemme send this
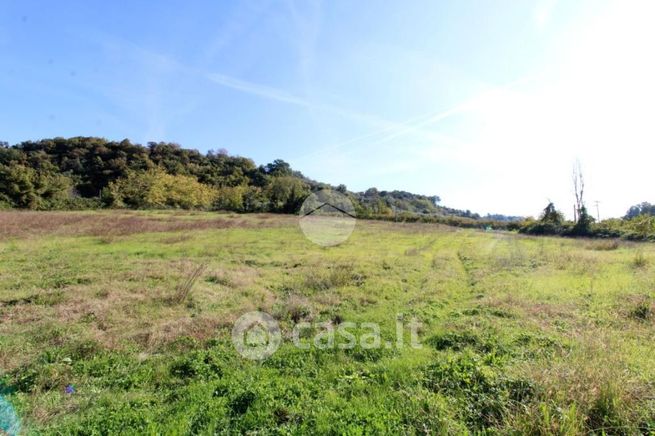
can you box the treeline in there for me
[0,137,478,218]
[0,137,314,212]
[516,162,655,241]
[377,202,655,241]
[517,202,655,241]
[2,137,650,240]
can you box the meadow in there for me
[1,210,655,434]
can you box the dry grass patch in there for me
[205,265,259,290]
[547,250,600,274]
[129,315,232,350]
[585,239,622,251]
[0,210,293,240]
[273,294,313,323]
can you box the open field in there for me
[2,211,655,434]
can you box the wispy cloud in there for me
[92,31,395,133]
[91,28,473,153]
[201,1,274,65]
[206,73,311,107]
[89,28,520,170]
[204,71,405,130]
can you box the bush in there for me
[520,221,564,236]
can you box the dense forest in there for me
[0,137,480,218]
[1,137,653,240]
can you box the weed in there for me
[171,263,207,304]
[632,251,648,269]
[427,331,503,354]
[423,352,535,428]
[586,384,629,434]
[629,300,653,321]
[511,403,583,435]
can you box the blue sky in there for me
[1,0,654,217]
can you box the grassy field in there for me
[1,210,655,434]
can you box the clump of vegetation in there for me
[273,295,312,323]
[171,263,207,304]
[423,352,536,428]
[427,331,505,355]
[0,162,73,209]
[632,251,649,269]
[299,264,366,293]
[585,384,630,434]
[628,299,653,321]
[625,202,655,220]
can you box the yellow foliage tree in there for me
[106,168,217,209]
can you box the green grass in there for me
[1,211,655,434]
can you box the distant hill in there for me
[0,136,512,221]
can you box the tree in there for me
[264,159,292,177]
[105,169,216,209]
[0,163,72,209]
[572,160,585,223]
[266,176,309,213]
[571,161,594,235]
[0,164,40,208]
[571,205,594,236]
[214,186,247,212]
[625,202,655,220]
[540,202,564,225]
